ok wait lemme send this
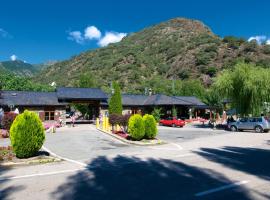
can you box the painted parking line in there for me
[42,146,87,167]
[0,168,84,182]
[195,180,250,197]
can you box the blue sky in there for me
[0,0,270,64]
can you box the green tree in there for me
[77,72,97,88]
[74,72,97,117]
[180,80,206,101]
[213,62,270,116]
[109,82,123,115]
[172,106,177,117]
[10,110,45,158]
[151,107,162,122]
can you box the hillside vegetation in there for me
[33,18,270,95]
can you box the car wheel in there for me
[255,126,263,133]
[230,125,237,132]
[172,124,176,127]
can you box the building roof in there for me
[0,91,66,106]
[174,96,206,106]
[119,94,204,107]
[56,87,108,101]
[144,94,192,106]
[122,94,149,106]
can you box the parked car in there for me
[228,117,270,133]
[159,117,185,127]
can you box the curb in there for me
[0,156,62,167]
[97,128,165,146]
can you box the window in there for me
[45,111,55,121]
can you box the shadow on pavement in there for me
[0,166,24,200]
[194,146,270,181]
[52,156,254,200]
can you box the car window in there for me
[257,118,262,122]
[240,118,247,122]
[249,118,256,122]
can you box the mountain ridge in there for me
[33,17,270,94]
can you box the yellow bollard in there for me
[102,117,106,130]
[106,117,110,132]
[96,118,100,129]
[116,124,120,131]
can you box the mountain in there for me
[33,18,270,93]
[0,60,38,76]
[0,60,56,77]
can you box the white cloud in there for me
[84,26,101,40]
[248,35,267,44]
[266,39,270,45]
[67,26,127,46]
[10,54,17,61]
[68,31,84,44]
[98,32,127,47]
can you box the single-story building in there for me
[0,87,209,123]
[0,87,108,124]
[101,94,208,119]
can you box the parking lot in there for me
[157,124,229,142]
[1,124,270,200]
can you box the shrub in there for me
[109,114,122,126]
[1,112,17,131]
[128,114,145,140]
[143,114,157,139]
[119,114,131,132]
[10,110,45,158]
[151,107,162,122]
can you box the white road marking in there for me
[195,180,250,197]
[42,146,87,167]
[0,168,84,182]
[173,153,194,158]
[171,142,183,150]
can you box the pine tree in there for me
[109,82,123,115]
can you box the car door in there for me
[238,118,248,129]
[246,118,256,130]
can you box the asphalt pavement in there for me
[1,124,270,200]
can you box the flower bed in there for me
[112,130,129,139]
[0,146,15,162]
[0,145,61,166]
[0,129,9,138]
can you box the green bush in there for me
[151,107,162,122]
[143,114,157,139]
[128,114,145,140]
[10,110,45,158]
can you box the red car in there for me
[159,117,185,127]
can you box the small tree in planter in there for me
[109,82,122,115]
[109,114,122,132]
[10,110,45,158]
[119,114,131,132]
[143,114,157,139]
[128,114,145,141]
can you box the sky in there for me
[0,0,270,64]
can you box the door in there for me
[238,118,248,129]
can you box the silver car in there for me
[228,117,270,133]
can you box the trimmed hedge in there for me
[10,110,45,158]
[128,114,145,140]
[143,114,157,139]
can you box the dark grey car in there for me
[228,117,270,133]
